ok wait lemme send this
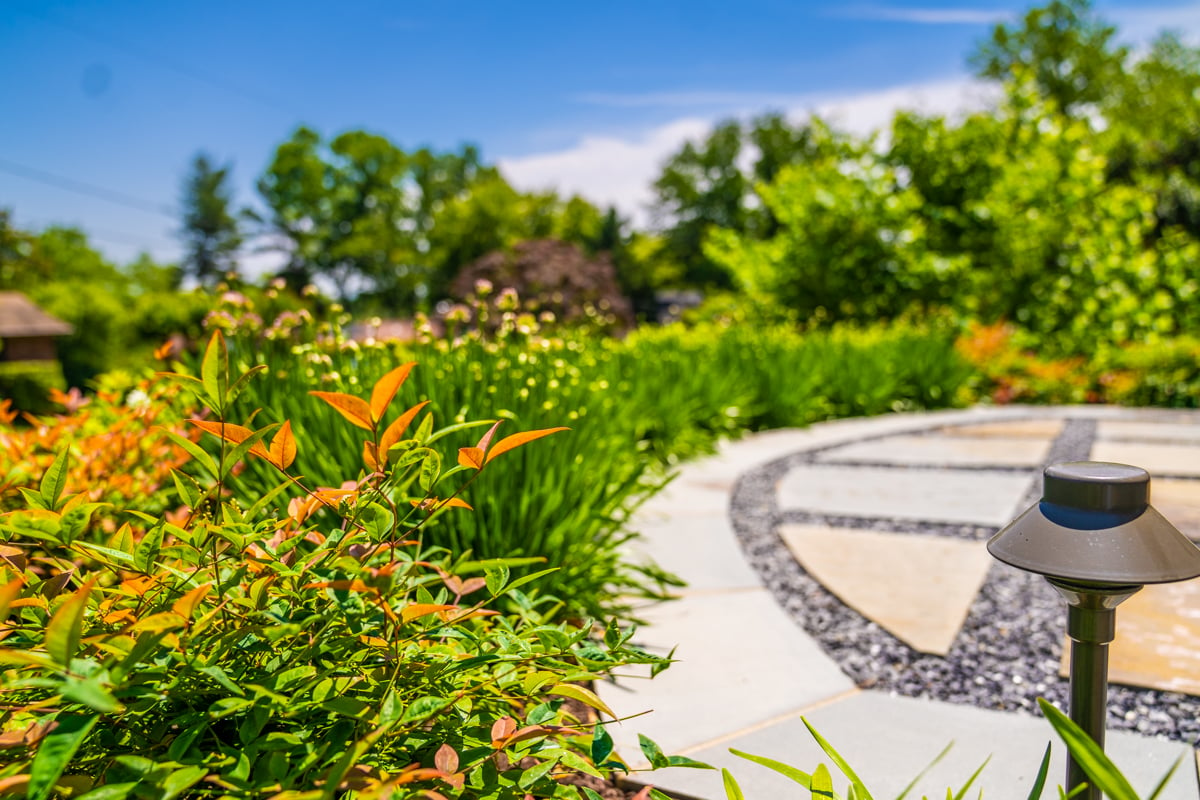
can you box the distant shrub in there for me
[0,360,67,414]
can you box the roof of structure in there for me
[0,292,74,337]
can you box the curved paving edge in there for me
[597,405,1200,800]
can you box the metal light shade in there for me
[988,461,1200,586]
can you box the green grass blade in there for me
[1037,699,1138,800]
[1145,750,1185,800]
[803,717,875,800]
[894,740,953,800]
[951,755,990,800]
[722,768,745,800]
[729,747,813,788]
[1024,743,1053,800]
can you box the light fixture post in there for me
[988,461,1200,800]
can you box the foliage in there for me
[0,363,67,416]
[0,377,194,517]
[0,332,672,799]
[179,153,244,286]
[708,699,1183,799]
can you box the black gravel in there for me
[728,417,1200,744]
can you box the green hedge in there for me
[0,359,67,413]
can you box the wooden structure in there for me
[0,292,74,362]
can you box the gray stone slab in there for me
[597,590,854,760]
[1097,420,1200,444]
[625,512,760,591]
[641,692,1198,800]
[1091,440,1200,478]
[818,433,1052,468]
[777,464,1035,526]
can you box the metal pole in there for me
[1049,581,1138,800]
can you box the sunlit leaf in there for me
[200,330,228,411]
[362,440,380,472]
[370,362,417,422]
[309,391,373,430]
[39,448,70,512]
[45,578,94,666]
[401,603,458,623]
[434,743,459,774]
[550,683,614,719]
[457,446,484,470]
[380,400,431,461]
[29,715,97,800]
[485,427,570,463]
[188,420,269,458]
[171,583,212,621]
[268,420,297,469]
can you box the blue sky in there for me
[3,1,1200,268]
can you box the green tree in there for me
[180,153,243,286]
[970,0,1127,115]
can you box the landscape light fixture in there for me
[988,461,1200,800]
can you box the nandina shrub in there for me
[0,332,675,799]
[0,377,195,518]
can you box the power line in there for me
[0,157,176,218]
[14,4,303,118]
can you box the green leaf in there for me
[75,783,138,800]
[517,758,558,791]
[157,428,219,477]
[1038,699,1138,800]
[581,789,605,800]
[134,523,166,572]
[161,766,208,800]
[591,723,614,766]
[812,763,835,798]
[729,748,812,788]
[1147,752,1185,800]
[401,695,451,724]
[722,768,745,800]
[39,448,70,512]
[803,717,874,800]
[1024,744,1052,800]
[418,448,442,492]
[414,411,433,443]
[638,734,670,769]
[226,364,268,407]
[29,714,98,800]
[950,756,989,800]
[485,564,510,596]
[666,755,715,770]
[60,674,122,713]
[45,580,92,666]
[171,469,200,508]
[895,741,954,800]
[201,330,228,412]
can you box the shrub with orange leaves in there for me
[0,331,684,798]
[0,377,196,519]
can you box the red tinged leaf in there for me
[400,603,458,623]
[309,391,373,430]
[474,420,503,453]
[485,427,569,464]
[189,420,269,458]
[379,400,431,462]
[370,362,417,423]
[268,420,297,469]
[490,716,517,748]
[363,441,380,473]
[457,447,484,470]
[434,743,459,773]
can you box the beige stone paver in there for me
[1150,478,1200,540]
[1090,440,1200,478]
[780,524,992,654]
[938,419,1065,439]
[777,464,1033,526]
[1097,420,1200,444]
[817,433,1051,468]
[1103,579,1200,696]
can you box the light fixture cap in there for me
[987,461,1200,585]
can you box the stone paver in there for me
[600,590,854,760]
[1090,440,1200,478]
[817,432,1052,467]
[1149,478,1200,539]
[1097,420,1200,444]
[1095,579,1200,696]
[777,464,1033,526]
[779,524,992,654]
[938,419,1066,439]
[640,693,1197,800]
[625,512,761,592]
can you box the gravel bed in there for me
[729,417,1200,743]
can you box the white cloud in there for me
[501,77,999,226]
[831,5,1011,25]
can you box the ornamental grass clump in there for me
[0,331,674,799]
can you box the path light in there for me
[988,461,1200,800]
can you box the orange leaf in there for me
[490,716,516,748]
[474,420,503,452]
[393,769,450,786]
[303,580,376,593]
[379,400,431,462]
[410,497,473,512]
[370,362,417,423]
[485,427,569,463]
[189,420,269,458]
[401,603,458,624]
[457,447,484,470]
[310,391,373,430]
[269,420,297,469]
[171,583,212,620]
[363,441,380,472]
